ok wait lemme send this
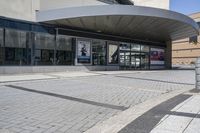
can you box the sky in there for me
[170,0,200,15]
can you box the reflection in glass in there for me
[119,43,130,51]
[35,33,55,65]
[56,35,73,65]
[131,44,140,51]
[141,45,149,52]
[131,52,141,69]
[4,29,31,65]
[108,44,118,64]
[92,40,106,65]
[141,52,149,69]
[120,51,130,68]
[0,29,3,65]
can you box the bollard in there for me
[195,57,200,90]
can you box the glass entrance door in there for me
[141,52,149,69]
[119,43,150,70]
[92,40,106,65]
[130,52,141,70]
[120,51,130,69]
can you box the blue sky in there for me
[170,0,200,15]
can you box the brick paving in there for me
[0,70,195,133]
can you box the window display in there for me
[150,48,165,65]
[108,43,119,64]
[77,40,91,64]
[92,40,106,65]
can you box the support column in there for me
[196,57,200,90]
[165,41,172,69]
[54,28,58,65]
[30,32,35,66]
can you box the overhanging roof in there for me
[116,0,134,5]
[36,5,199,42]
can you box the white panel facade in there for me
[0,0,40,21]
[132,0,170,10]
[40,0,108,11]
[0,0,170,21]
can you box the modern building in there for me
[0,0,199,74]
[172,12,200,67]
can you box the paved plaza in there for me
[0,70,197,133]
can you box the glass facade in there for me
[0,17,166,70]
[140,45,150,69]
[108,43,119,64]
[77,39,91,64]
[119,43,150,70]
[92,40,106,65]
[119,43,130,68]
[5,29,31,65]
[34,33,55,65]
[0,28,3,65]
[56,35,73,65]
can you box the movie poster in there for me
[150,48,165,65]
[77,40,91,64]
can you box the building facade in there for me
[0,0,199,74]
[172,12,200,67]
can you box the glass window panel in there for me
[92,40,106,65]
[35,33,55,50]
[5,48,15,61]
[4,20,30,31]
[56,35,73,65]
[4,29,31,65]
[34,33,55,65]
[0,29,3,65]
[141,52,149,69]
[0,48,3,65]
[108,43,119,64]
[5,29,27,48]
[131,44,140,51]
[119,43,130,51]
[0,28,3,47]
[189,36,197,44]
[141,45,149,52]
[57,35,72,51]
[56,51,73,65]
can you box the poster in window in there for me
[150,48,165,65]
[77,40,91,64]
[109,44,118,64]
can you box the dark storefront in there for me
[0,17,167,70]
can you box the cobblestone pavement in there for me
[0,70,195,133]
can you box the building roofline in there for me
[36,5,199,41]
[188,12,200,16]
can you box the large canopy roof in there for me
[37,5,199,42]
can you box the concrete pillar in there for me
[165,41,172,69]
[195,57,200,90]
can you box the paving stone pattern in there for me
[0,70,195,133]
